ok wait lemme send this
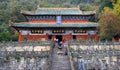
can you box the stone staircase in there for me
[51,48,71,70]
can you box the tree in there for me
[113,0,120,38]
[99,0,113,12]
[99,7,120,40]
[98,0,120,40]
[113,0,120,17]
[0,31,11,41]
[79,3,95,11]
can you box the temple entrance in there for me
[73,35,76,39]
[48,35,52,40]
[56,35,62,42]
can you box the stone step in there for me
[51,48,71,70]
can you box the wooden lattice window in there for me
[74,29,86,33]
[52,29,65,33]
[31,29,43,34]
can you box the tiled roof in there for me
[21,8,96,15]
[35,8,82,15]
[12,22,98,27]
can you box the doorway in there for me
[73,35,76,39]
[48,35,52,40]
[56,35,62,42]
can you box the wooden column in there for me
[94,34,98,41]
[18,34,23,42]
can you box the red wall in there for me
[18,34,47,42]
[76,34,98,41]
[76,35,88,40]
[62,34,72,40]
[18,34,98,42]
[92,34,98,41]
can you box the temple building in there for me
[11,7,98,42]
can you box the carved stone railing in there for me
[66,41,75,70]
[0,41,53,70]
[68,40,120,70]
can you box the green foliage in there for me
[99,11,115,40]
[0,31,11,41]
[98,0,120,41]
[11,35,18,41]
[113,0,120,17]
[99,0,113,12]
[79,3,95,11]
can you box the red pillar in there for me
[18,34,23,42]
[92,34,98,41]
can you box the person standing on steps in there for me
[53,38,58,48]
[57,41,64,55]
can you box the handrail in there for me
[67,42,75,70]
[49,41,54,70]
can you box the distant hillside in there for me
[70,0,94,4]
[0,0,8,2]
